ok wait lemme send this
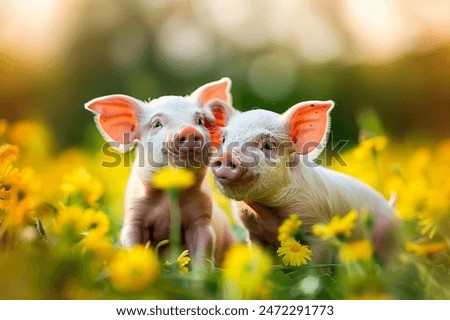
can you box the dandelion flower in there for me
[53,206,89,236]
[312,209,358,240]
[0,144,19,164]
[164,250,191,273]
[152,167,195,191]
[339,239,374,264]
[8,193,36,226]
[277,238,313,266]
[109,246,159,292]
[222,244,273,299]
[61,167,103,207]
[405,241,447,257]
[0,159,38,225]
[418,186,450,238]
[84,179,103,207]
[85,209,110,236]
[177,250,191,273]
[1,188,13,214]
[278,214,302,242]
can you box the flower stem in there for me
[167,189,181,269]
[155,239,170,259]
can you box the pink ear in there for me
[204,99,234,149]
[192,77,231,106]
[283,100,334,158]
[85,95,142,150]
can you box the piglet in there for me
[85,78,235,266]
[210,100,395,262]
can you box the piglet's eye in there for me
[197,118,205,126]
[152,120,163,129]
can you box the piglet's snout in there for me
[211,152,251,185]
[172,126,204,153]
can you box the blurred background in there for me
[1,1,449,299]
[1,0,450,151]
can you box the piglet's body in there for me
[211,103,395,261]
[86,78,235,266]
[123,161,233,264]
[236,163,393,260]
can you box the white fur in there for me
[86,79,233,250]
[215,102,394,236]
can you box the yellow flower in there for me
[2,192,36,227]
[177,250,191,273]
[0,162,19,213]
[85,209,110,236]
[222,244,273,299]
[1,190,12,213]
[353,136,388,160]
[53,206,89,235]
[152,167,195,191]
[109,246,159,292]
[405,241,447,257]
[61,167,103,207]
[312,209,358,240]
[53,207,112,240]
[278,214,302,242]
[418,185,450,238]
[85,180,103,207]
[0,144,19,165]
[11,167,38,197]
[165,249,191,273]
[339,239,374,264]
[0,187,8,203]
[0,151,38,226]
[277,238,313,266]
[60,167,91,192]
[81,232,115,261]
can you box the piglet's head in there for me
[85,78,233,174]
[211,100,334,201]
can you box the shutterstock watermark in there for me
[100,132,349,169]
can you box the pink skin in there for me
[85,78,235,266]
[211,152,255,186]
[211,102,397,263]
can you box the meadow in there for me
[0,119,448,299]
[1,0,450,304]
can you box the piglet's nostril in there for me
[212,160,222,168]
[179,136,186,142]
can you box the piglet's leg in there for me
[185,220,215,268]
[120,220,145,248]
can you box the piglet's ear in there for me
[191,77,232,106]
[85,94,143,152]
[282,100,334,160]
[203,99,235,149]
